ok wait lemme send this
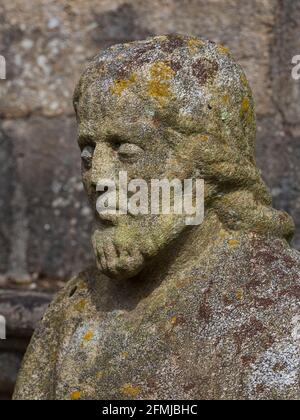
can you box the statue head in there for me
[74,34,294,280]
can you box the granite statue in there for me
[14,35,300,400]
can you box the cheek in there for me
[149,155,173,179]
[127,149,171,180]
[82,171,93,196]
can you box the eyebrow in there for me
[78,132,98,148]
[77,119,158,148]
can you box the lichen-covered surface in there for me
[13,35,300,400]
[13,235,300,400]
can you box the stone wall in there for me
[0,290,52,399]
[0,0,299,398]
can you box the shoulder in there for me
[248,236,300,289]
[13,267,108,399]
[44,266,111,321]
[214,234,300,288]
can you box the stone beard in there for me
[13,35,300,401]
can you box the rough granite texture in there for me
[13,35,300,400]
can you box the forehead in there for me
[77,83,161,143]
[77,58,182,142]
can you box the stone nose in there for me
[91,143,117,188]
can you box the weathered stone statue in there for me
[14,35,300,400]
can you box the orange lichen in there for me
[110,73,137,96]
[218,44,230,55]
[170,315,185,327]
[150,62,175,80]
[236,289,244,301]
[228,239,240,248]
[120,383,141,398]
[70,391,81,400]
[241,97,250,114]
[147,62,175,101]
[83,330,94,341]
[240,74,249,88]
[222,94,230,104]
[147,80,171,98]
[240,97,254,125]
[74,299,87,312]
[187,38,204,53]
[197,134,209,142]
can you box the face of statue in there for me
[77,84,204,280]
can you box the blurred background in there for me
[0,0,299,399]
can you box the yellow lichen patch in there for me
[240,97,253,125]
[222,94,230,104]
[187,38,204,54]
[171,316,177,325]
[97,371,105,380]
[218,44,230,55]
[240,74,249,88]
[74,299,87,312]
[147,62,175,101]
[120,383,141,398]
[111,79,131,95]
[70,391,81,400]
[147,80,171,99]
[150,61,175,80]
[110,73,137,96]
[241,97,250,115]
[83,330,94,342]
[121,351,129,359]
[197,134,209,142]
[228,239,240,248]
[236,289,244,301]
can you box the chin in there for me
[91,214,182,280]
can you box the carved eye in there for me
[118,143,143,162]
[81,146,94,169]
